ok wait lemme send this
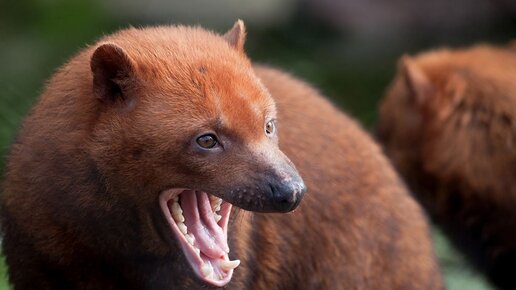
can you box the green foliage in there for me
[0,255,9,290]
[433,229,493,290]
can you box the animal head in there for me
[378,45,516,198]
[84,21,306,286]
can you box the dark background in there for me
[1,0,515,289]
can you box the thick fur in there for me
[378,44,516,289]
[1,24,443,289]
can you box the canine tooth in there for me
[201,263,213,278]
[220,259,240,271]
[214,213,222,222]
[177,222,187,234]
[185,233,195,245]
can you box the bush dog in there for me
[378,44,516,289]
[1,21,443,289]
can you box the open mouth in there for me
[159,189,239,287]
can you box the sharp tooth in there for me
[177,222,187,234]
[185,233,195,245]
[214,213,222,222]
[210,196,222,212]
[220,259,240,271]
[201,263,213,278]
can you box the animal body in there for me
[1,21,443,289]
[378,43,516,289]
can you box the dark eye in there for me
[196,134,218,149]
[265,120,275,136]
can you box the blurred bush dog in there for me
[1,21,443,289]
[378,43,516,289]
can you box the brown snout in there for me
[219,147,307,213]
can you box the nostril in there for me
[279,197,290,204]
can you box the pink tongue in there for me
[181,190,229,258]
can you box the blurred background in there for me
[1,0,515,289]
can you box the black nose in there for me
[270,180,307,212]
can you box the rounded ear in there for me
[399,55,467,120]
[399,55,434,105]
[223,19,246,52]
[90,43,136,104]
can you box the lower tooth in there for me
[177,222,187,234]
[220,259,240,271]
[185,234,195,245]
[174,213,185,223]
[171,203,184,222]
[194,247,200,255]
[214,214,222,222]
[201,263,213,278]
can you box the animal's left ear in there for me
[399,55,434,105]
[223,20,246,52]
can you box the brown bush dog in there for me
[1,21,443,289]
[378,44,516,289]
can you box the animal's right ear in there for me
[223,20,246,52]
[399,55,434,105]
[90,43,137,104]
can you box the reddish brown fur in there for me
[1,23,443,289]
[378,44,516,289]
